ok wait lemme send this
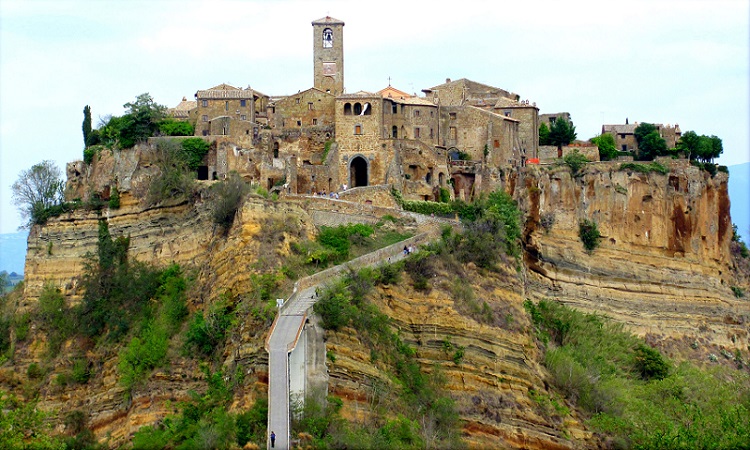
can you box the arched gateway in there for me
[349,156,368,188]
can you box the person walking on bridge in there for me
[270,431,276,448]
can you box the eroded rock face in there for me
[518,160,747,351]
[8,155,747,448]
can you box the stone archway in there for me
[349,156,368,188]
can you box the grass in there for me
[525,299,750,449]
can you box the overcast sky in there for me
[1,0,748,233]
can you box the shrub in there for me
[37,284,74,353]
[180,138,210,170]
[146,139,196,206]
[108,186,120,209]
[634,344,670,380]
[579,219,601,252]
[83,147,96,165]
[118,323,169,391]
[619,161,669,175]
[563,150,590,175]
[731,286,745,298]
[210,172,249,232]
[158,118,194,136]
[185,299,233,357]
[439,187,451,203]
[540,212,555,234]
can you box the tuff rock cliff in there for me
[3,148,748,449]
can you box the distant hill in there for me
[729,162,749,244]
[0,230,28,275]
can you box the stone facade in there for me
[602,122,682,152]
[162,17,540,203]
[312,16,344,96]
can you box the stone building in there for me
[602,121,682,152]
[193,84,269,140]
[163,16,538,203]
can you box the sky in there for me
[1,0,748,233]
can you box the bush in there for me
[619,161,669,175]
[83,147,96,165]
[181,138,210,170]
[563,150,590,175]
[185,299,233,357]
[579,219,601,252]
[158,119,194,137]
[108,186,120,209]
[210,172,249,232]
[146,140,196,206]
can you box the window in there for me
[201,100,208,107]
[449,112,456,120]
[344,103,352,115]
[414,110,420,117]
[392,126,398,138]
[430,110,434,117]
[400,104,405,114]
[308,102,313,110]
[202,115,208,122]
[353,103,362,115]
[297,120,301,126]
[430,128,434,139]
[202,129,208,136]
[241,115,246,120]
[504,111,511,117]
[240,99,247,107]
[622,145,627,151]
[322,28,333,48]
[225,101,229,111]
[549,117,557,124]
[296,98,300,104]
[414,128,421,138]
[313,118,318,125]
[392,103,398,114]
[493,140,500,148]
[354,124,362,135]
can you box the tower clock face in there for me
[323,28,333,48]
[323,62,336,76]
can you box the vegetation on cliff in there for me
[525,299,750,449]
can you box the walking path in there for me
[265,231,438,449]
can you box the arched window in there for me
[322,28,333,48]
[344,103,352,115]
[362,102,371,115]
[273,142,279,159]
[353,103,362,115]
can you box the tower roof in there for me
[312,16,345,26]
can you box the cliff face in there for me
[7,151,747,448]
[518,159,747,352]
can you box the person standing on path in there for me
[270,431,276,448]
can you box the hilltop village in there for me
[161,16,679,203]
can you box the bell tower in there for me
[312,16,344,96]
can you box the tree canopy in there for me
[677,130,723,162]
[549,118,577,149]
[591,133,618,161]
[97,93,168,149]
[539,123,551,146]
[11,160,65,228]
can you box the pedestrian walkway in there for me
[265,231,437,449]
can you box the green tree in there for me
[675,130,723,163]
[539,123,551,146]
[11,160,65,228]
[638,131,668,161]
[118,93,167,148]
[549,118,577,149]
[591,133,618,160]
[82,105,92,147]
[634,122,658,148]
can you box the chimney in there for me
[626,117,629,124]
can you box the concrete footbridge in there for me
[264,230,438,449]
